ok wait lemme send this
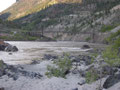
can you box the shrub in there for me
[85,69,99,84]
[113,38,120,49]
[27,36,38,41]
[105,30,120,43]
[85,37,91,42]
[102,37,120,66]
[45,54,72,78]
[102,46,120,66]
[45,65,63,78]
[101,25,117,32]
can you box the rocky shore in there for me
[0,52,120,90]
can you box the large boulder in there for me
[103,74,120,89]
[43,54,58,60]
[5,45,18,52]
[0,44,6,51]
[0,41,18,52]
[0,88,4,90]
[0,41,6,51]
[82,45,90,49]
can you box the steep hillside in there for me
[1,0,119,20]
[0,19,19,29]
[12,0,120,31]
[0,0,82,20]
[0,0,120,42]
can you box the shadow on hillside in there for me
[0,12,11,20]
[12,0,120,24]
[12,3,88,29]
[14,3,83,21]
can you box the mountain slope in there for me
[0,0,120,42]
[12,0,120,31]
[0,0,82,20]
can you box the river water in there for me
[0,41,101,65]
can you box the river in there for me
[0,41,103,65]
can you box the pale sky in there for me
[0,0,16,12]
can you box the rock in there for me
[71,55,93,66]
[82,56,92,65]
[103,74,120,89]
[20,70,43,79]
[12,46,18,52]
[13,75,19,80]
[0,60,42,80]
[9,53,12,55]
[0,44,6,51]
[5,45,18,52]
[31,60,40,64]
[0,41,18,52]
[78,78,86,85]
[0,41,9,51]
[0,42,6,51]
[71,55,92,66]
[72,88,78,90]
[87,48,94,53]
[79,70,86,77]
[64,69,70,75]
[71,56,81,63]
[44,54,58,60]
[102,65,116,75]
[82,45,90,49]
[72,69,80,74]
[0,87,4,90]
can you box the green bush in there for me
[105,30,120,43]
[101,25,117,32]
[102,37,120,66]
[103,46,120,66]
[46,65,63,78]
[85,69,99,84]
[113,38,120,49]
[45,54,72,78]
[27,36,38,41]
[0,36,10,40]
[85,37,91,42]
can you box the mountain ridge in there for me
[0,0,82,20]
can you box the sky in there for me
[0,0,16,12]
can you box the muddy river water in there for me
[0,41,103,65]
